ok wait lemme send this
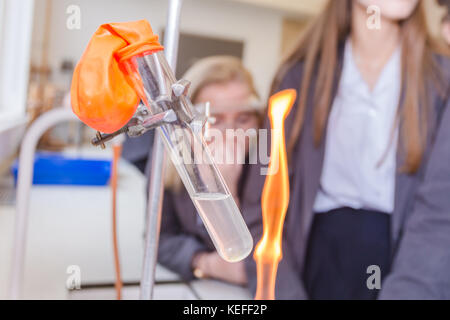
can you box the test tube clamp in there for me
[91,79,208,149]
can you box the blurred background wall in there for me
[31,0,288,101]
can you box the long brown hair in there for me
[273,0,449,173]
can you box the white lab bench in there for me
[0,148,251,300]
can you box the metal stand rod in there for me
[139,0,183,300]
[8,108,78,299]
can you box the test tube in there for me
[121,51,253,262]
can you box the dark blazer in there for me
[122,131,154,174]
[241,53,450,299]
[158,189,214,280]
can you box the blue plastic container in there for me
[12,152,112,186]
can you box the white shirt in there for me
[313,40,401,214]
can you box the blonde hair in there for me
[164,55,260,192]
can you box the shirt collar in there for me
[340,38,402,97]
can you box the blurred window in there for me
[0,0,34,128]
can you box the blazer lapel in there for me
[288,49,345,269]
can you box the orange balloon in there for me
[71,20,163,133]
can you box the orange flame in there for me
[254,89,297,300]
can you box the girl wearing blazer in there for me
[158,56,264,286]
[242,0,450,299]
